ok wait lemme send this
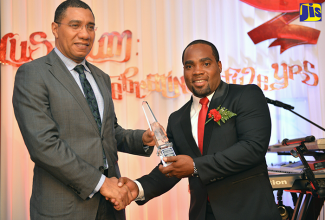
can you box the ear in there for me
[217,61,222,72]
[51,22,59,39]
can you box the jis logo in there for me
[300,3,322,22]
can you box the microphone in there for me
[265,97,294,110]
[282,135,315,146]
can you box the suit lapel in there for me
[180,98,202,157]
[87,63,118,175]
[45,51,100,135]
[203,81,229,155]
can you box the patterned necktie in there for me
[198,97,209,154]
[74,65,102,132]
[74,65,108,169]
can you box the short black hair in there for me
[182,39,220,64]
[54,0,94,23]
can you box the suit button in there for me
[99,166,104,173]
[210,178,216,182]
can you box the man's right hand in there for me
[99,177,132,210]
[117,177,139,200]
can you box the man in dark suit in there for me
[12,1,154,219]
[118,40,281,220]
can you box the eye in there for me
[204,62,210,67]
[185,65,192,70]
[70,24,80,29]
[87,24,95,31]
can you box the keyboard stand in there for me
[288,142,325,220]
[291,142,325,197]
[290,192,324,220]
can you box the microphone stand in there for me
[266,97,325,132]
[288,110,325,132]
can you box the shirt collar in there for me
[192,91,215,112]
[54,47,91,73]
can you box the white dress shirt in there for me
[190,92,215,146]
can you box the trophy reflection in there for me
[142,101,176,166]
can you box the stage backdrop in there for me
[1,0,325,219]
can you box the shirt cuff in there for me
[134,180,145,201]
[89,174,106,198]
[143,145,151,152]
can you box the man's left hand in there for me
[158,155,194,178]
[142,129,155,146]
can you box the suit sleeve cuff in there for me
[89,174,106,198]
[134,180,145,201]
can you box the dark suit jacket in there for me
[12,50,153,220]
[137,81,281,220]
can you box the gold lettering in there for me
[270,63,288,90]
[88,30,132,63]
[257,74,268,91]
[302,61,318,86]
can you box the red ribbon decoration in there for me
[241,0,324,53]
[241,0,324,12]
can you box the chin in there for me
[193,91,210,98]
[74,53,88,59]
[192,87,211,98]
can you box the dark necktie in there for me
[198,97,209,154]
[74,65,102,131]
[74,65,107,168]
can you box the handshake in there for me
[98,127,195,210]
[99,176,138,211]
[99,154,196,210]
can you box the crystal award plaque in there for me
[142,101,176,166]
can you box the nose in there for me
[78,25,91,39]
[193,65,204,75]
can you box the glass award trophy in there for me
[142,101,176,166]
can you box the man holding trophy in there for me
[118,40,281,220]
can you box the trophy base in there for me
[158,143,176,167]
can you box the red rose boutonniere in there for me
[205,105,237,126]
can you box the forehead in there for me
[62,7,94,22]
[184,44,214,61]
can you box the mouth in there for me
[74,43,89,49]
[193,79,208,87]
